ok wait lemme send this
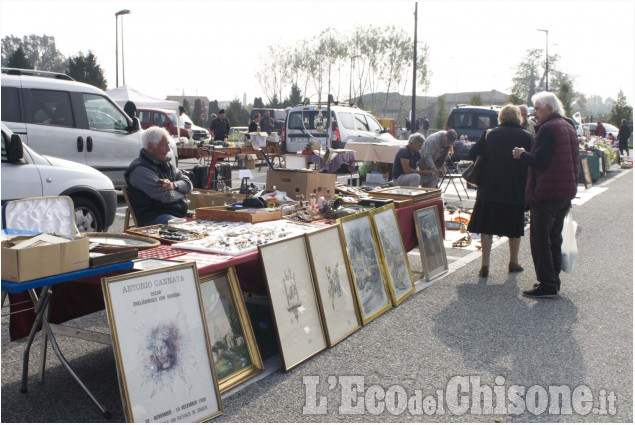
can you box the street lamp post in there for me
[115,9,130,88]
[537,28,548,91]
[349,54,360,105]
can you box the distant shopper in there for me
[418,129,457,188]
[391,133,431,187]
[467,105,533,278]
[124,126,192,226]
[260,110,275,135]
[210,109,230,141]
[519,105,536,135]
[513,92,579,298]
[617,119,631,156]
[249,113,261,133]
[422,116,430,137]
[596,121,606,138]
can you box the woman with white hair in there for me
[467,104,533,278]
[513,92,579,298]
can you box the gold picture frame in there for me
[305,226,361,347]
[198,267,263,393]
[102,262,222,423]
[369,204,415,305]
[413,206,449,281]
[338,211,392,324]
[259,235,327,371]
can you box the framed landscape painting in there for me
[338,211,392,324]
[198,267,263,393]
[414,206,448,281]
[102,262,222,423]
[259,235,327,371]
[370,204,415,305]
[305,226,361,347]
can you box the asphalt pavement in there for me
[1,163,632,423]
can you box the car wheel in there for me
[73,196,104,232]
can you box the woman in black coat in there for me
[467,104,533,277]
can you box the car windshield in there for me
[287,110,330,131]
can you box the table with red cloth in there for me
[7,198,443,341]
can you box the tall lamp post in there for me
[537,28,548,91]
[349,54,360,105]
[115,9,130,87]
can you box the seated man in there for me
[419,129,457,188]
[392,133,430,187]
[124,126,192,226]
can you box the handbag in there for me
[461,129,490,186]
[561,210,578,273]
[462,155,485,186]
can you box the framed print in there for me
[580,157,593,189]
[102,263,222,423]
[414,206,449,281]
[305,226,361,347]
[370,204,415,305]
[198,267,264,393]
[338,212,392,324]
[259,235,327,371]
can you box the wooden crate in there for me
[195,206,282,223]
[368,186,441,203]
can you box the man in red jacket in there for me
[513,92,579,298]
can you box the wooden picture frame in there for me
[580,157,593,189]
[102,262,222,423]
[370,204,415,305]
[259,235,327,371]
[338,212,392,324]
[284,154,308,169]
[305,226,361,347]
[198,267,263,393]
[414,206,449,281]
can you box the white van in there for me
[1,68,177,187]
[1,123,117,232]
[282,103,396,154]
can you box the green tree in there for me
[557,80,575,116]
[608,90,633,126]
[1,34,65,72]
[285,83,302,107]
[509,48,570,105]
[269,94,281,108]
[192,99,202,126]
[225,98,249,128]
[65,51,107,89]
[253,97,264,108]
[469,94,483,106]
[6,46,33,69]
[434,95,448,129]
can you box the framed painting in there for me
[370,204,415,305]
[198,267,263,393]
[102,262,222,423]
[305,226,361,347]
[338,211,392,324]
[413,206,449,281]
[580,157,593,189]
[259,235,327,371]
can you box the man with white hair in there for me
[124,126,192,226]
[513,92,579,298]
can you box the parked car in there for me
[249,108,287,134]
[1,123,117,232]
[178,113,210,141]
[582,122,620,139]
[282,104,396,154]
[1,67,177,187]
[445,105,501,161]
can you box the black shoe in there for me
[523,286,557,298]
[533,282,561,291]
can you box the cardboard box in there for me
[195,206,282,223]
[236,153,258,169]
[187,190,247,210]
[2,234,89,282]
[266,169,336,201]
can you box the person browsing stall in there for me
[124,126,192,226]
[513,92,579,298]
[391,133,431,187]
[418,129,457,188]
[260,110,275,135]
[210,109,230,141]
[249,113,261,133]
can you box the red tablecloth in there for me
[8,198,443,341]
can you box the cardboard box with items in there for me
[2,234,89,282]
[266,169,336,202]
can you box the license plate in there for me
[291,137,308,144]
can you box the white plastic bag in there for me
[561,211,578,273]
